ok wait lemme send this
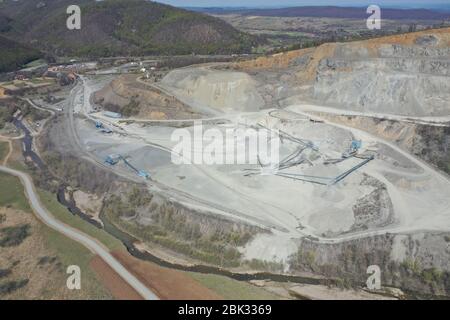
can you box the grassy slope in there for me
[6,159,122,251]
[0,172,31,212]
[0,172,112,299]
[188,272,282,300]
[37,189,123,251]
[39,225,111,299]
[0,141,9,163]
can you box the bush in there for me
[422,268,443,285]
[128,187,152,207]
[102,191,251,267]
[0,36,42,73]
[0,224,31,247]
[0,268,12,279]
[122,97,141,117]
[0,279,29,295]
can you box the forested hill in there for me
[0,36,42,73]
[0,0,258,58]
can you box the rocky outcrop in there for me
[312,41,450,116]
[94,74,200,120]
[160,67,265,114]
[352,176,394,230]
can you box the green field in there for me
[24,59,47,68]
[188,272,282,300]
[0,172,31,212]
[8,160,30,173]
[0,171,112,299]
[39,224,112,299]
[4,158,123,251]
[37,189,123,251]
[0,141,8,163]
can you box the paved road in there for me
[0,165,159,300]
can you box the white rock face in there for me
[161,67,265,114]
[312,43,450,117]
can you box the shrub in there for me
[0,224,31,247]
[0,279,29,295]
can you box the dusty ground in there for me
[112,250,223,300]
[72,190,103,225]
[7,139,25,166]
[78,85,450,270]
[288,284,397,300]
[80,106,450,246]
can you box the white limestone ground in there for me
[311,44,450,117]
[159,66,265,114]
[79,37,450,264]
[240,232,299,268]
[75,102,450,263]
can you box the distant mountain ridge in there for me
[0,0,257,58]
[193,6,450,20]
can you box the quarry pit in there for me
[33,28,450,296]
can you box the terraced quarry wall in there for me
[160,67,265,114]
[235,28,450,117]
[313,41,450,116]
[94,74,200,120]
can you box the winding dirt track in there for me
[0,137,12,165]
[0,164,159,300]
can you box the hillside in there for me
[0,0,257,58]
[0,36,42,73]
[196,6,450,20]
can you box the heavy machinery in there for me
[342,140,362,158]
[95,120,112,134]
[104,154,151,180]
[105,154,121,165]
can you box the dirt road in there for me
[0,165,159,300]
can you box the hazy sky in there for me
[154,0,450,9]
